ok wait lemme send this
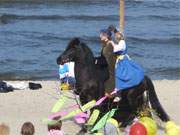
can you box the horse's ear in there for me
[69,38,80,46]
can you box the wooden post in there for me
[120,0,125,33]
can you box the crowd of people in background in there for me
[0,122,35,135]
[0,120,64,135]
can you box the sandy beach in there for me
[0,80,179,135]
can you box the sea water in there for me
[0,0,179,80]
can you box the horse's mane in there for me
[68,38,95,63]
[79,42,95,64]
[66,38,80,50]
[80,43,94,58]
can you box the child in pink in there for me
[48,116,64,135]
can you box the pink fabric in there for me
[111,89,117,95]
[48,104,79,119]
[48,129,64,135]
[75,112,89,118]
[73,90,117,124]
[95,89,117,106]
[74,117,86,124]
[74,112,89,124]
[48,90,117,122]
[95,96,107,106]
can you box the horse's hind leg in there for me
[119,97,143,127]
[120,113,136,127]
[127,83,146,109]
[119,88,146,127]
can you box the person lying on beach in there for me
[21,122,35,135]
[0,123,10,135]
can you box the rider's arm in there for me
[109,40,126,53]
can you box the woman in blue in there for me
[108,27,144,102]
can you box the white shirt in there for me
[112,40,126,53]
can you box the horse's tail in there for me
[145,76,170,122]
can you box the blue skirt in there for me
[115,56,144,90]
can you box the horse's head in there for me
[57,38,82,65]
[57,38,94,65]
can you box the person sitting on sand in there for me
[0,123,10,135]
[21,122,35,135]
[107,25,144,102]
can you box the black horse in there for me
[57,38,170,134]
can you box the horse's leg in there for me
[121,98,145,127]
[128,82,152,117]
[127,83,145,110]
[120,113,136,127]
[117,91,136,127]
[119,85,146,127]
[113,105,135,127]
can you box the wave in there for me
[38,34,70,41]
[0,59,19,64]
[127,36,180,45]
[148,15,180,21]
[27,34,180,46]
[126,15,180,21]
[0,0,178,2]
[1,13,179,25]
[147,67,180,80]
[0,0,117,4]
[1,29,179,46]
[0,14,118,23]
[0,70,56,80]
[127,0,179,3]
[77,36,180,46]
[145,1,180,9]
